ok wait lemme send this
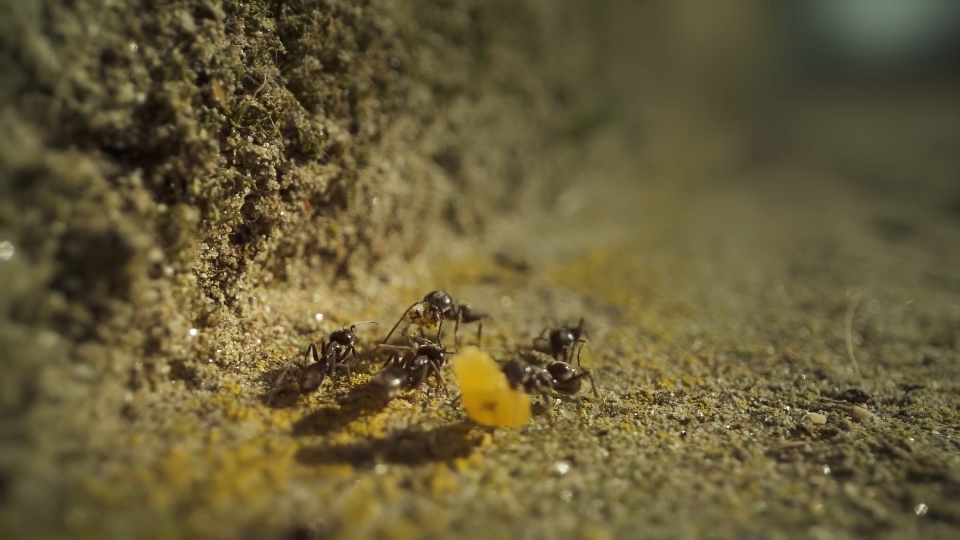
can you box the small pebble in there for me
[915,503,928,516]
[807,412,827,425]
[0,240,15,261]
[552,461,571,476]
[852,406,871,421]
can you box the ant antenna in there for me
[576,318,590,340]
[349,321,378,330]
[574,340,587,368]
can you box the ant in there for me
[501,351,599,407]
[299,321,378,393]
[381,290,485,347]
[373,334,455,396]
[534,318,588,365]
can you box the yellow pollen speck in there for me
[452,347,530,428]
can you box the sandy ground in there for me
[6,87,960,539]
[3,2,960,539]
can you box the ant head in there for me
[551,327,577,348]
[419,344,445,362]
[424,290,454,312]
[332,321,377,344]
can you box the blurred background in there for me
[529,0,960,249]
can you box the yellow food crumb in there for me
[452,347,530,427]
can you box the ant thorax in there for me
[552,328,576,349]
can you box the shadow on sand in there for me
[258,364,303,409]
[294,420,479,467]
[291,381,393,436]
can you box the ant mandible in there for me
[299,321,378,393]
[381,290,485,347]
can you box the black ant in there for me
[373,334,455,396]
[534,318,588,365]
[501,351,598,407]
[299,321,378,393]
[381,290,485,347]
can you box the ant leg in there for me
[382,302,419,344]
[541,391,556,425]
[265,364,294,405]
[586,370,599,399]
[429,359,447,390]
[407,324,427,339]
[537,326,550,341]
[299,342,327,393]
[567,370,599,399]
[579,372,601,405]
[380,351,401,369]
[543,391,555,410]
[453,316,461,349]
[577,318,591,341]
[476,320,483,348]
[574,340,587,368]
[304,342,321,365]
[327,354,340,390]
[341,346,358,384]
[411,365,430,392]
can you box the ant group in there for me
[373,331,456,396]
[381,290,485,347]
[501,350,599,405]
[286,293,600,429]
[298,321,378,393]
[498,319,597,406]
